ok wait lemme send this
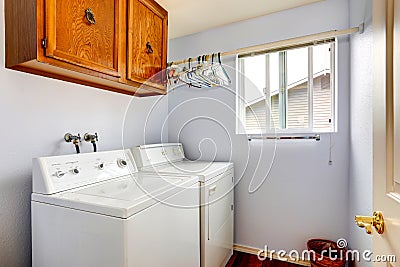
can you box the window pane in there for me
[269,52,280,129]
[238,40,336,134]
[313,43,333,130]
[286,47,309,129]
[242,55,267,133]
[244,55,266,93]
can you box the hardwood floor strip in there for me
[232,244,311,267]
[226,251,302,267]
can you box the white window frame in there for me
[236,38,338,135]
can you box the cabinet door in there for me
[127,0,168,90]
[44,0,121,78]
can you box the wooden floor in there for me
[226,251,301,267]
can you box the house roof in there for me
[245,70,330,107]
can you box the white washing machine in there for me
[31,149,200,267]
[131,143,234,267]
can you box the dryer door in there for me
[205,170,234,267]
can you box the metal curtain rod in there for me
[168,25,363,66]
[248,134,321,141]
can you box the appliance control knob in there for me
[117,159,127,168]
[98,163,104,170]
[55,171,65,178]
[72,168,80,175]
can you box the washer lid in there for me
[142,161,233,182]
[32,172,198,218]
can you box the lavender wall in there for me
[168,0,351,253]
[0,0,168,264]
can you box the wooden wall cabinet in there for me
[127,0,168,90]
[5,0,168,97]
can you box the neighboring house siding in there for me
[246,74,332,132]
[271,94,279,128]
[287,85,309,128]
[313,74,332,129]
[246,101,267,132]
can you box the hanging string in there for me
[329,133,333,165]
[362,0,372,27]
[363,0,368,25]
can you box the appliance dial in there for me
[55,171,65,178]
[72,168,80,175]
[117,159,127,168]
[98,163,104,170]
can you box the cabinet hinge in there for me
[231,204,234,211]
[41,38,47,49]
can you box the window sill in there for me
[242,128,336,135]
[247,133,321,141]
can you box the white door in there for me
[370,0,400,265]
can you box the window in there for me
[236,39,337,135]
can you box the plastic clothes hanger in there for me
[215,52,231,85]
[190,56,211,87]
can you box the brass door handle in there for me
[355,211,385,235]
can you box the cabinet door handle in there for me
[85,8,96,25]
[146,42,154,54]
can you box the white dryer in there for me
[132,143,234,267]
[31,149,200,267]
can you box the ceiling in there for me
[157,0,323,39]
